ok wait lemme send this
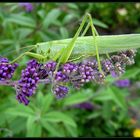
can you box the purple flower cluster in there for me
[73,102,94,110]
[110,49,136,77]
[16,60,40,105]
[63,62,78,75]
[115,79,130,88]
[53,85,69,99]
[0,49,136,105]
[0,57,18,81]
[19,3,33,12]
[79,64,95,83]
[45,61,57,73]
[55,71,69,82]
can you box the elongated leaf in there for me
[17,28,33,39]
[41,120,62,137]
[36,92,54,113]
[44,111,77,128]
[64,124,78,137]
[26,116,42,137]
[9,117,26,134]
[0,39,13,45]
[6,105,35,118]
[67,3,79,10]
[93,18,108,29]
[37,34,140,61]
[120,68,140,79]
[92,89,112,102]
[42,94,54,113]
[63,89,93,106]
[43,9,61,28]
[60,27,69,39]
[62,14,79,24]
[104,75,117,83]
[87,112,101,119]
[5,14,36,28]
[107,86,127,110]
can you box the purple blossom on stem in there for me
[0,49,137,106]
[63,62,78,75]
[19,3,33,12]
[55,71,69,82]
[53,85,69,99]
[115,79,130,88]
[110,70,118,78]
[102,59,114,74]
[44,61,57,75]
[16,60,40,105]
[73,102,94,110]
[79,64,95,83]
[0,57,18,81]
[82,58,98,69]
[16,93,29,105]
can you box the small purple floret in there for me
[19,3,33,12]
[53,85,68,99]
[16,60,40,105]
[55,71,69,82]
[115,79,130,87]
[0,57,18,81]
[73,102,94,110]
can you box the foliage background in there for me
[0,2,140,137]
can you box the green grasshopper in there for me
[10,13,140,73]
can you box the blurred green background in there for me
[0,3,140,137]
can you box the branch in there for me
[0,79,51,87]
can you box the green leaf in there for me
[92,88,112,101]
[102,102,114,120]
[67,3,79,10]
[5,14,36,28]
[44,111,77,128]
[87,112,101,119]
[0,39,13,45]
[17,28,33,39]
[62,14,79,25]
[42,93,54,113]
[107,86,127,110]
[26,116,42,137]
[60,27,69,39]
[37,10,46,19]
[36,91,44,107]
[36,91,54,113]
[41,120,62,137]
[37,31,51,41]
[9,117,26,134]
[63,89,93,106]
[105,75,117,84]
[93,18,108,29]
[64,124,78,137]
[43,9,61,28]
[6,105,35,118]
[120,68,140,79]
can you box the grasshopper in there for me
[10,13,140,73]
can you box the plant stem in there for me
[0,79,51,87]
